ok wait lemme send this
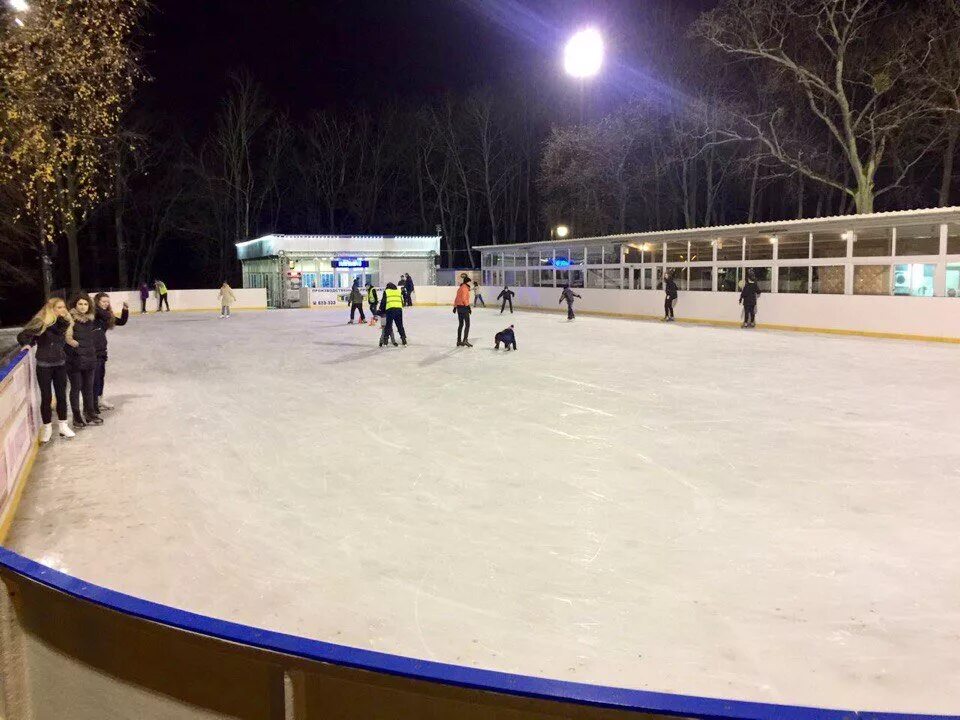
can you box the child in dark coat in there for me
[494,325,517,351]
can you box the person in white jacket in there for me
[218,283,237,318]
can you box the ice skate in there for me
[462,341,473,348]
[40,423,53,444]
[99,397,114,410]
[73,414,87,429]
[86,414,104,426]
[58,421,75,439]
[391,340,399,347]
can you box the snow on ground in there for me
[7,305,960,714]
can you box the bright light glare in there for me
[8,0,30,12]
[14,16,24,26]
[564,28,604,79]
[555,225,570,238]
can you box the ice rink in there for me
[8,305,960,714]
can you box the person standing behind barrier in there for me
[404,273,415,306]
[454,275,473,347]
[155,279,170,312]
[473,281,486,308]
[378,282,407,347]
[739,273,761,328]
[66,294,102,428]
[17,298,77,442]
[663,273,678,322]
[559,284,581,320]
[498,285,515,314]
[218,283,237,318]
[139,282,150,314]
[92,293,128,412]
[347,279,366,324]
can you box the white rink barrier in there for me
[0,350,39,543]
[89,288,268,312]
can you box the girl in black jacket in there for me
[66,294,103,428]
[17,297,78,442]
[92,293,129,411]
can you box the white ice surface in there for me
[7,307,960,714]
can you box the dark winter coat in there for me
[664,278,679,299]
[404,276,414,293]
[349,287,364,305]
[559,288,580,304]
[739,281,761,306]
[93,306,129,361]
[498,288,515,301]
[17,316,70,367]
[495,327,517,348]
[66,309,98,372]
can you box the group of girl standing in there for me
[17,293,128,443]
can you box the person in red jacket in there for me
[453,275,473,347]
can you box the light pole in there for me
[564,28,604,124]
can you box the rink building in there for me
[477,208,960,298]
[236,234,440,308]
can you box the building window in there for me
[586,245,603,264]
[645,243,664,263]
[896,225,940,256]
[812,265,844,294]
[570,269,584,288]
[624,244,642,263]
[302,273,318,288]
[853,229,892,257]
[745,236,774,260]
[853,265,890,295]
[555,269,570,286]
[777,233,810,260]
[748,267,772,292]
[603,244,622,264]
[481,253,491,267]
[947,264,960,297]
[893,263,935,296]
[688,267,712,291]
[778,266,809,293]
[813,233,847,258]
[320,273,335,288]
[948,224,960,255]
[603,268,622,289]
[716,238,743,262]
[666,241,688,262]
[717,266,742,291]
[689,240,712,264]
[585,267,603,288]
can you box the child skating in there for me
[559,285,581,320]
[739,272,761,328]
[498,285,515,314]
[494,325,517,351]
[473,282,485,307]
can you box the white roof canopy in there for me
[237,234,440,261]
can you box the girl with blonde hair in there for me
[17,297,78,442]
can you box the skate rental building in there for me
[236,234,440,308]
[476,207,960,340]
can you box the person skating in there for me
[92,293,129,412]
[473,281,486,308]
[494,325,517,351]
[377,282,407,347]
[17,297,78,442]
[400,274,411,307]
[155,279,170,312]
[663,273,678,321]
[366,283,379,323]
[218,282,237,318]
[739,273,761,328]
[66,294,103,428]
[498,285,515,314]
[454,275,473,347]
[559,284,581,320]
[404,273,415,306]
[139,282,150,314]
[347,279,366,324]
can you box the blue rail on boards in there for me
[0,349,28,384]
[0,548,955,720]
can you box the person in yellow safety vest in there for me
[154,279,170,312]
[377,283,407,347]
[366,284,378,316]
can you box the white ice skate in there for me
[98,397,115,410]
[58,421,76,439]
[40,423,53,444]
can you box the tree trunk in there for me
[116,200,128,288]
[939,120,958,207]
[66,221,81,294]
[39,240,53,298]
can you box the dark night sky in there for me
[142,0,714,131]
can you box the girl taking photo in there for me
[17,298,78,442]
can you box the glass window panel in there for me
[320,273,336,288]
[946,263,960,297]
[747,267,772,292]
[585,268,603,288]
[778,266,809,293]
[624,244,642,263]
[514,270,526,286]
[896,225,940,256]
[776,233,810,259]
[603,244,622,264]
[813,233,847,258]
[745,236,774,260]
[688,267,712,291]
[948,224,960,255]
[641,242,663,263]
[489,253,502,266]
[666,241,688,262]
[688,240,712,263]
[603,268,622,289]
[555,270,570,286]
[853,229,892,257]
[853,265,890,295]
[716,237,743,261]
[586,245,603,264]
[504,270,516,286]
[812,266,844,294]
[570,269,584,288]
[892,263,935,296]
[482,253,491,267]
[717,267,742,292]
